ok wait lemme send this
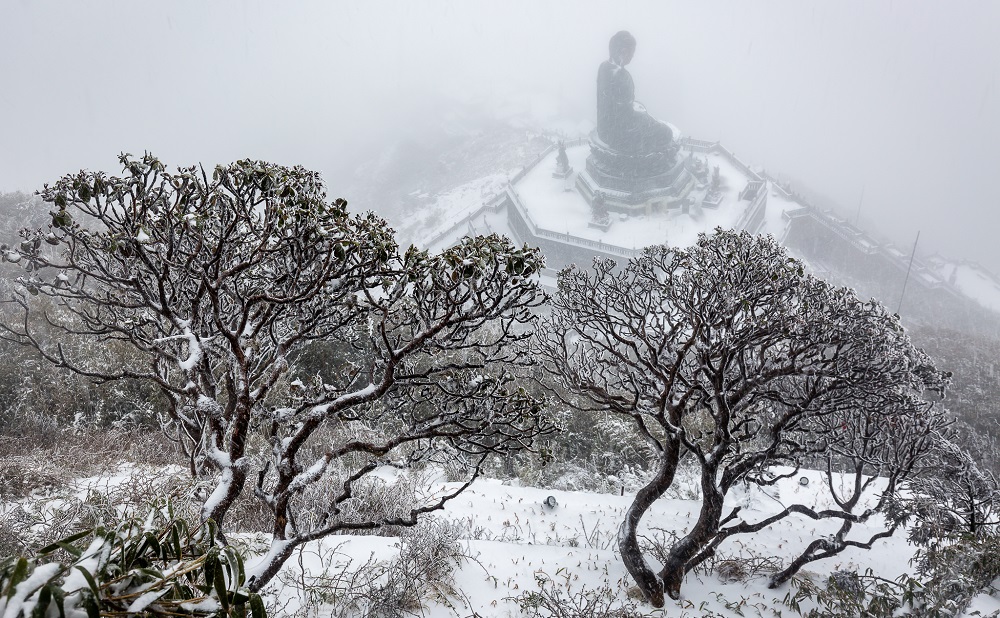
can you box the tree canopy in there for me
[0,153,552,588]
[534,229,950,605]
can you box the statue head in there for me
[609,31,636,66]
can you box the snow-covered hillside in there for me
[345,124,1000,336]
[4,450,999,617]
[234,468,996,617]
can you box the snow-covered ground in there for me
[5,462,999,616]
[421,141,809,266]
[408,173,510,245]
[240,468,989,617]
[509,145,756,252]
[928,257,1000,313]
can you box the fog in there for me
[2,1,998,271]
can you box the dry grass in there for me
[0,428,183,499]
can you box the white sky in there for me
[2,1,998,271]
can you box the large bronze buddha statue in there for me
[596,31,674,156]
[579,31,686,205]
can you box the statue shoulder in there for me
[598,60,616,80]
[598,61,630,87]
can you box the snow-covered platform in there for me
[421,136,997,316]
[427,138,773,273]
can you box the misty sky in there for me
[2,1,998,271]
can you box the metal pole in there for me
[897,231,920,314]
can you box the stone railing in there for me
[425,207,489,249]
[680,137,764,183]
[715,145,763,183]
[423,175,519,248]
[739,179,766,201]
[735,181,768,233]
[506,185,640,258]
[427,136,597,251]
[761,173,796,201]
[508,137,589,185]
[683,137,718,152]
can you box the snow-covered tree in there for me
[533,229,949,606]
[736,390,952,588]
[0,153,550,589]
[909,434,1000,544]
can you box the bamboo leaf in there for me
[73,565,101,601]
[249,592,267,618]
[170,524,182,559]
[4,558,29,600]
[50,586,66,618]
[81,591,100,618]
[224,547,245,587]
[38,529,92,556]
[30,585,51,618]
[214,563,230,613]
[203,548,218,593]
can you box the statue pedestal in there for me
[588,217,612,232]
[576,131,694,217]
[587,131,677,188]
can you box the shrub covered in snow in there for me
[535,229,952,605]
[0,154,552,591]
[510,570,647,618]
[274,517,467,618]
[0,508,264,618]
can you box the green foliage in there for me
[782,570,902,618]
[0,508,264,618]
[909,324,1000,473]
[782,533,1000,618]
[0,333,162,436]
[512,404,654,493]
[908,533,1000,616]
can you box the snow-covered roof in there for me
[927,257,1000,312]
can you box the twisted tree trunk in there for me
[659,463,725,600]
[618,441,681,608]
